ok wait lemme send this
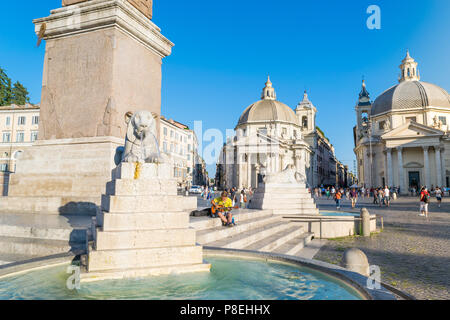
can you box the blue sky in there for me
[1,0,449,177]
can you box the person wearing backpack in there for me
[419,187,430,218]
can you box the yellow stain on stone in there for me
[134,162,142,180]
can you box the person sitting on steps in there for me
[211,191,235,227]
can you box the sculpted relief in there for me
[264,164,306,184]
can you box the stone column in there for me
[423,146,430,188]
[247,154,252,188]
[397,147,404,192]
[275,154,279,173]
[387,148,393,187]
[280,154,285,171]
[435,146,443,187]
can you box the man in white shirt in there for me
[384,186,390,207]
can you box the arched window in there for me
[302,116,308,128]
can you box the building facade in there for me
[216,77,348,190]
[159,116,208,188]
[0,104,40,173]
[354,51,450,193]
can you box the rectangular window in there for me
[31,131,38,142]
[32,116,39,125]
[170,143,174,152]
[187,154,191,161]
[406,116,416,122]
[18,116,26,125]
[439,116,447,125]
[163,127,168,136]
[16,132,25,142]
[6,117,10,126]
[175,133,179,141]
[188,144,192,152]
[163,142,167,153]
[378,121,386,130]
[0,163,7,172]
[2,133,11,143]
[171,130,174,138]
[282,128,287,135]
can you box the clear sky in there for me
[1,0,449,177]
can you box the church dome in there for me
[371,52,450,116]
[238,77,300,126]
[371,81,450,116]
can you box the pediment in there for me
[382,121,444,140]
[404,162,423,168]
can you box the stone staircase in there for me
[0,213,90,266]
[190,209,315,257]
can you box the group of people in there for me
[418,186,445,218]
[313,185,398,210]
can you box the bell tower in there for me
[295,90,316,134]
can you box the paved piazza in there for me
[313,196,450,300]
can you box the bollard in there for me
[360,208,371,237]
[341,248,370,276]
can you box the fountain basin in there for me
[0,248,396,300]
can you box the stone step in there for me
[106,179,178,196]
[0,224,88,243]
[81,262,212,283]
[272,208,320,215]
[205,221,295,249]
[243,224,306,252]
[95,228,196,251]
[196,215,281,244]
[255,201,317,209]
[87,245,203,272]
[0,253,42,266]
[0,213,91,242]
[0,235,86,256]
[271,233,314,256]
[98,211,190,231]
[189,209,273,231]
[102,195,197,213]
[0,197,100,215]
[251,193,313,200]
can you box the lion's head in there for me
[125,111,157,141]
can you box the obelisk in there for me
[3,0,174,215]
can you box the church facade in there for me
[216,77,347,190]
[354,52,450,193]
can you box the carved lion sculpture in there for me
[122,111,166,164]
[264,164,306,184]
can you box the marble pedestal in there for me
[81,162,210,282]
[249,182,319,215]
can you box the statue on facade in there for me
[122,110,166,164]
[432,115,443,129]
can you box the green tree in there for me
[0,68,12,106]
[11,81,30,105]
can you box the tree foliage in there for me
[0,68,30,106]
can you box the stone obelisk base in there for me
[2,137,124,215]
[81,162,210,282]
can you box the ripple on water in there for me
[0,257,361,300]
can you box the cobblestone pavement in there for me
[313,195,450,300]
